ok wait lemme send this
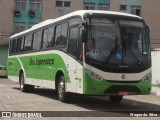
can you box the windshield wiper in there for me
[128,45,142,65]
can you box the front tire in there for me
[109,95,123,103]
[58,75,67,102]
[20,72,34,92]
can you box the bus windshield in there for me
[85,17,151,73]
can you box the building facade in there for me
[141,0,160,49]
[83,0,110,10]
[0,0,14,67]
[0,0,160,67]
[42,0,83,20]
[14,0,42,33]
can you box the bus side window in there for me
[69,18,81,26]
[42,27,54,49]
[55,22,68,47]
[11,39,17,54]
[55,24,61,46]
[68,27,79,58]
[78,27,83,61]
[47,27,54,47]
[24,34,32,52]
[9,40,13,55]
[43,28,49,49]
[59,22,68,46]
[33,30,42,51]
[17,37,24,53]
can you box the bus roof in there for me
[10,10,142,39]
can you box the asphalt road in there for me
[0,78,160,120]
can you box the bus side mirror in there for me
[81,29,87,42]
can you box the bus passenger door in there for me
[66,26,80,93]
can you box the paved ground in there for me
[0,78,160,120]
[152,87,160,96]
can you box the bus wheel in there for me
[20,72,34,92]
[58,75,67,102]
[109,95,123,103]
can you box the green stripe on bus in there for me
[8,54,71,83]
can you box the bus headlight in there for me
[141,73,152,82]
[86,69,104,81]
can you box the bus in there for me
[8,10,151,103]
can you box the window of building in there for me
[83,3,95,10]
[98,3,110,10]
[30,0,41,11]
[14,24,26,33]
[33,30,42,50]
[131,6,141,16]
[15,0,26,11]
[56,0,71,7]
[64,1,70,7]
[120,5,127,11]
[56,1,63,7]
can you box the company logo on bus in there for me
[121,75,126,79]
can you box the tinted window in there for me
[69,18,81,26]
[78,27,83,61]
[24,34,32,52]
[12,39,17,54]
[68,27,79,57]
[42,27,54,49]
[64,1,70,7]
[17,37,24,53]
[9,41,13,55]
[57,22,68,47]
[55,24,61,46]
[33,30,42,51]
[56,1,63,7]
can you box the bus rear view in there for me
[82,11,151,103]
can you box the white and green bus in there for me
[8,10,151,103]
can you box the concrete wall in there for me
[110,0,120,11]
[42,0,56,20]
[151,51,160,85]
[0,0,14,45]
[42,0,83,20]
[0,46,8,67]
[71,0,83,11]
[141,0,160,50]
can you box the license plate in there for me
[118,91,129,95]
